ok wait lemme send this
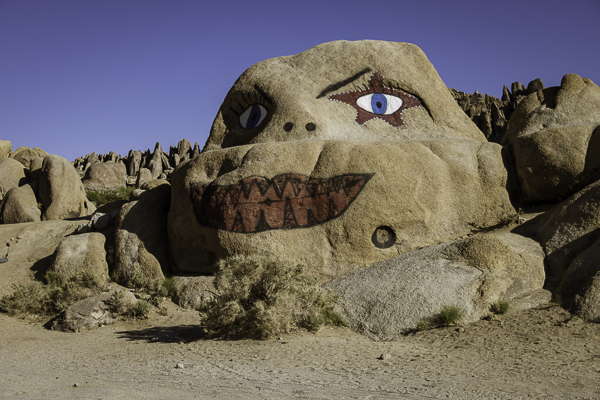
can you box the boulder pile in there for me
[1,40,599,338]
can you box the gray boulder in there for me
[0,157,28,201]
[39,154,96,220]
[0,183,41,224]
[324,231,545,340]
[51,289,137,332]
[136,168,152,188]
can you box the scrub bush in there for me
[200,252,346,339]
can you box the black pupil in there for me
[376,102,382,108]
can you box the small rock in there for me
[378,353,391,360]
[73,383,79,388]
[176,363,184,369]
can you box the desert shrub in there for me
[148,277,177,299]
[434,305,463,326]
[415,304,464,331]
[86,186,135,207]
[0,268,104,318]
[490,298,510,315]
[200,252,346,339]
[126,299,151,320]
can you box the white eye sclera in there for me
[239,104,268,129]
[356,93,403,115]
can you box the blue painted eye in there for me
[239,104,268,129]
[356,93,403,115]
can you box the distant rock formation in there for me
[449,77,547,143]
[72,138,201,189]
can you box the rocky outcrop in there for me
[501,74,600,205]
[73,139,200,190]
[449,77,548,143]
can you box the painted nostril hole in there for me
[371,226,396,249]
[305,123,316,131]
[283,122,294,132]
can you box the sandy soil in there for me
[1,299,599,400]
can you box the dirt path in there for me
[1,301,599,400]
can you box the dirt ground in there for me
[1,298,599,400]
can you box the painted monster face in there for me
[168,40,513,277]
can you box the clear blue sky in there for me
[1,0,599,161]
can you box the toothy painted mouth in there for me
[192,173,374,233]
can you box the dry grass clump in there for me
[416,304,464,331]
[200,252,346,339]
[490,298,510,315]
[0,268,105,319]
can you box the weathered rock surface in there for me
[0,157,28,201]
[502,74,600,204]
[51,289,136,332]
[114,181,171,284]
[0,220,82,297]
[515,180,600,288]
[9,146,48,169]
[0,140,11,159]
[50,232,109,282]
[0,183,41,224]
[558,237,600,321]
[39,155,96,220]
[324,231,545,340]
[82,161,127,189]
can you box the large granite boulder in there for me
[0,158,28,201]
[114,181,171,285]
[502,74,600,204]
[49,232,109,283]
[168,40,513,276]
[39,155,96,220]
[82,161,127,189]
[0,140,11,158]
[0,183,41,224]
[324,231,545,340]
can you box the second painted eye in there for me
[356,93,403,115]
[239,104,268,129]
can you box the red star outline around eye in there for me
[328,71,423,128]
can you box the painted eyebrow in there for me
[253,84,273,105]
[316,68,371,99]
